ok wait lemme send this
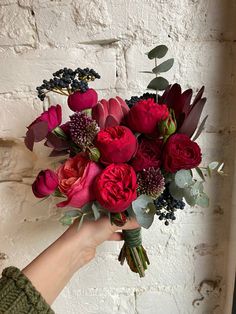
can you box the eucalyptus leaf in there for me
[195,167,206,181]
[152,58,174,74]
[59,215,73,226]
[208,161,219,170]
[126,205,136,218]
[92,203,101,221]
[147,45,168,59]
[132,195,155,229]
[147,77,169,91]
[77,214,85,230]
[139,71,154,74]
[183,188,197,206]
[63,209,82,217]
[169,181,184,200]
[174,170,193,188]
[191,181,204,196]
[196,193,209,208]
[59,210,81,226]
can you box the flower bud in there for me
[88,147,101,162]
[32,169,58,198]
[68,88,98,112]
[110,212,128,227]
[158,109,177,137]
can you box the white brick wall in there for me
[0,1,235,313]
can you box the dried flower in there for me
[69,112,99,150]
[137,167,165,198]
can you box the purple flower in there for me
[137,167,165,198]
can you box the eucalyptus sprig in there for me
[141,44,174,102]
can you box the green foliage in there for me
[59,210,81,226]
[174,170,193,188]
[152,58,174,74]
[142,44,174,94]
[147,45,168,59]
[132,195,155,229]
[147,77,169,91]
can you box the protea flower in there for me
[159,84,206,138]
[92,96,130,129]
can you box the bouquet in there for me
[25,44,224,277]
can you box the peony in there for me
[32,169,58,198]
[163,134,202,173]
[95,126,137,164]
[130,137,163,172]
[67,88,98,112]
[25,104,62,151]
[92,96,130,129]
[95,163,137,213]
[126,98,169,134]
[56,153,102,208]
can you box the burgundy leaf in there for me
[46,132,70,151]
[31,121,49,142]
[180,89,193,115]
[192,86,205,106]
[24,129,35,151]
[49,149,69,157]
[178,98,206,137]
[192,115,208,141]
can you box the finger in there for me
[122,218,140,230]
[107,232,124,241]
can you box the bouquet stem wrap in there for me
[118,228,150,277]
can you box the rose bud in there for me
[110,212,128,227]
[95,126,138,164]
[56,153,102,208]
[130,137,163,172]
[163,134,202,173]
[92,96,130,129]
[158,109,177,138]
[32,169,58,198]
[68,88,98,112]
[25,105,62,151]
[95,163,137,213]
[126,98,169,134]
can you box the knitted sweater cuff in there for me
[0,266,54,313]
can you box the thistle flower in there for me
[69,112,99,150]
[137,167,165,198]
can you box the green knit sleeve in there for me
[0,266,54,314]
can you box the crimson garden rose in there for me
[32,169,58,198]
[56,153,102,208]
[95,126,137,164]
[126,98,169,134]
[95,163,137,212]
[163,134,202,173]
[68,88,98,112]
[130,138,163,172]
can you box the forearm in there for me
[22,226,86,305]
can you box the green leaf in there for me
[183,188,197,206]
[195,167,206,181]
[139,71,154,74]
[169,182,185,200]
[174,170,193,188]
[92,203,100,221]
[147,45,168,59]
[191,181,204,196]
[147,77,169,91]
[132,195,155,229]
[126,205,136,218]
[196,193,209,208]
[208,161,219,170]
[152,58,174,74]
[77,214,85,230]
[59,210,81,226]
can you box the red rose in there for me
[130,138,163,172]
[56,153,102,208]
[32,169,58,198]
[95,126,137,164]
[25,105,62,151]
[126,98,169,134]
[68,88,98,112]
[95,163,137,212]
[163,134,202,173]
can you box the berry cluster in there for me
[154,185,185,226]
[125,92,156,108]
[36,67,100,101]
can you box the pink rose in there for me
[68,89,98,112]
[56,153,102,208]
[32,169,58,198]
